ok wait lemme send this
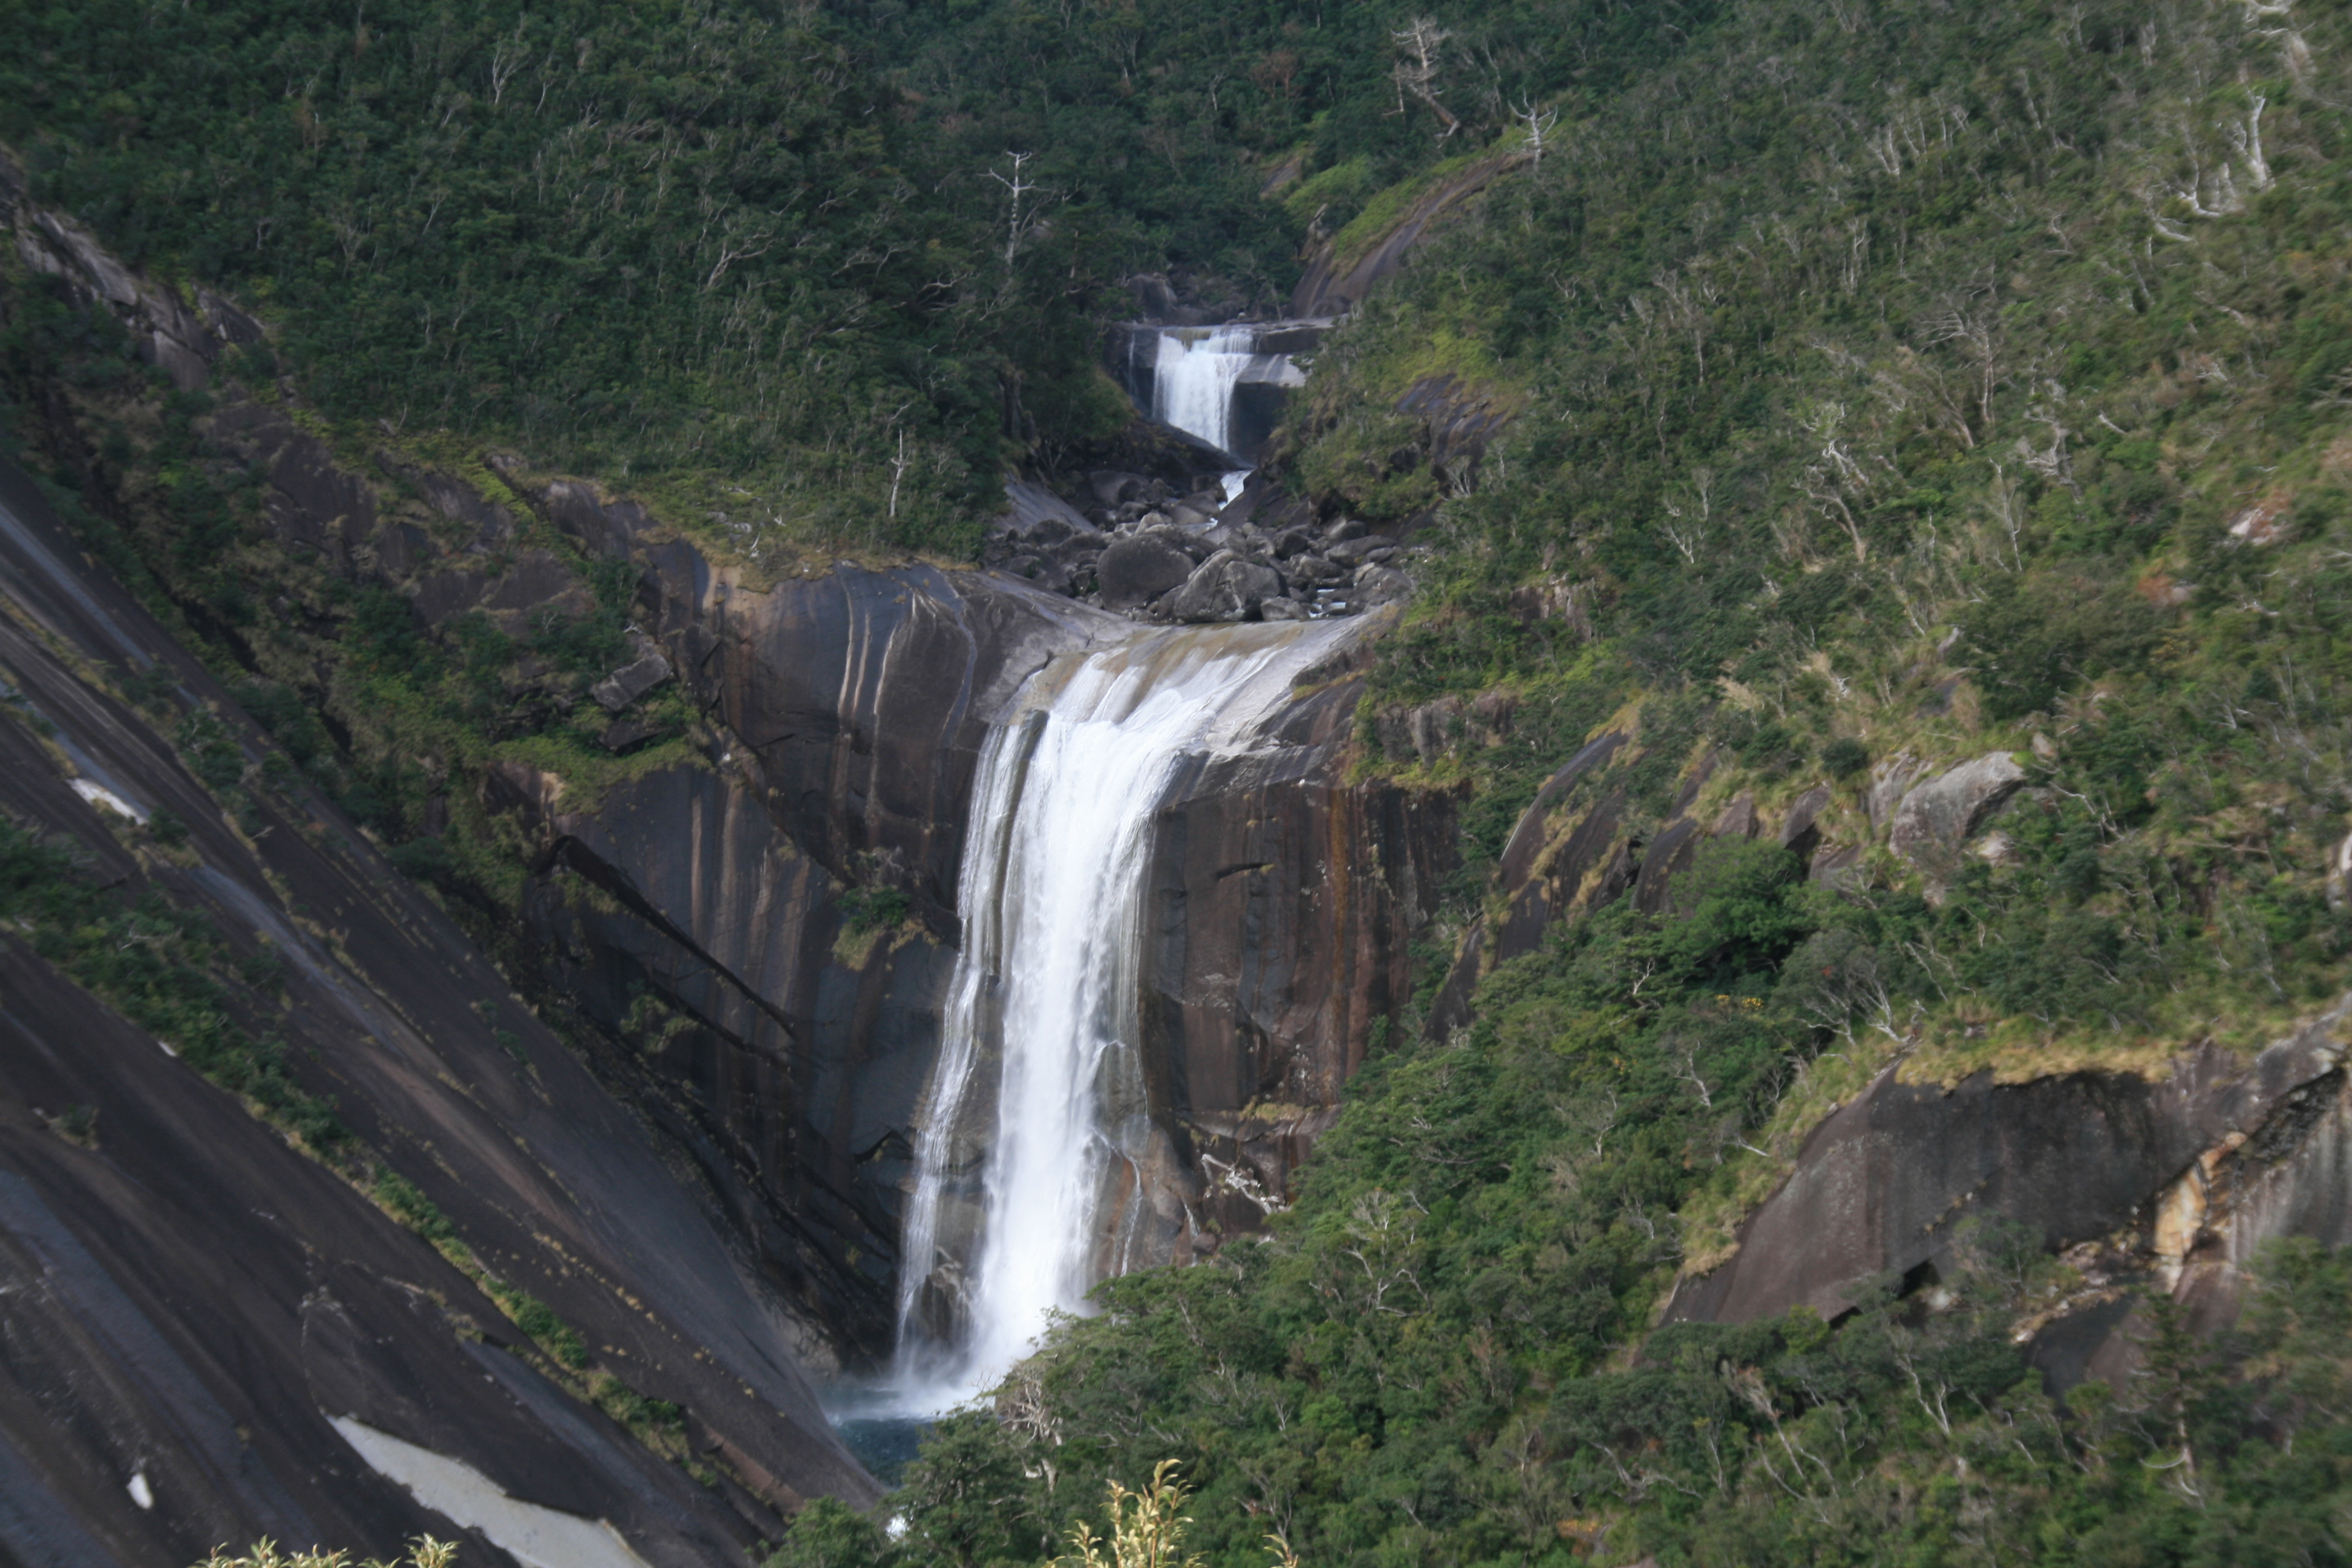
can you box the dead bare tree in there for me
[1666,1036,1715,1106]
[487,18,529,107]
[1922,289,2004,435]
[1512,96,1559,166]
[987,150,1039,266]
[1391,18,1461,141]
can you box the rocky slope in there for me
[0,456,872,1565]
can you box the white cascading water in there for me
[889,622,1345,1410]
[1151,325,1259,456]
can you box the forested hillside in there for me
[791,0,2352,1561]
[9,0,2352,1563]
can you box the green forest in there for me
[9,0,2352,1561]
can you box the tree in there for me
[1390,18,1460,141]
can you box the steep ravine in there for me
[0,185,1458,1557]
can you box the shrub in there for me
[1820,736,1870,779]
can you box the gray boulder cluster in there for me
[983,472,1416,622]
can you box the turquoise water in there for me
[835,1416,929,1488]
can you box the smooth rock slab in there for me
[1889,751,2027,864]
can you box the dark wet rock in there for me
[1371,697,1462,764]
[1809,842,1866,887]
[1889,751,2028,866]
[1713,791,1759,840]
[1665,999,2352,1333]
[1633,817,1705,916]
[1140,631,1458,1242]
[1097,535,1198,609]
[0,944,768,1568]
[1283,553,1347,589]
[1166,550,1282,623]
[1778,784,1833,863]
[1496,735,1630,892]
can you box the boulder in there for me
[1166,550,1282,622]
[1713,791,1759,840]
[590,647,674,711]
[1097,535,1198,609]
[1260,596,1310,621]
[1889,751,2028,864]
[1327,532,1398,565]
[1284,553,1345,588]
[1138,523,1214,562]
[1866,754,1930,829]
[1088,469,1147,508]
[1665,998,2352,1336]
[1354,564,1414,607]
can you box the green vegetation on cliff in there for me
[788,869,2352,1563]
[0,0,1131,553]
[1316,0,2352,1071]
[776,0,2352,1562]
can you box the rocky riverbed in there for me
[979,470,1419,623]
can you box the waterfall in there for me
[1150,325,1259,456]
[890,622,1346,1408]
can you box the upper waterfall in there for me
[1151,325,1259,456]
[1138,324,1312,463]
[890,619,1354,1408]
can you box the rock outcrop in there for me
[1662,999,2352,1387]
[1289,145,1534,319]
[1887,751,2028,869]
[0,459,873,1565]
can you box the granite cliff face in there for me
[0,458,872,1566]
[0,180,1460,1555]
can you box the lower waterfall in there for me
[887,621,1347,1410]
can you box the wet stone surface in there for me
[978,471,1422,624]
